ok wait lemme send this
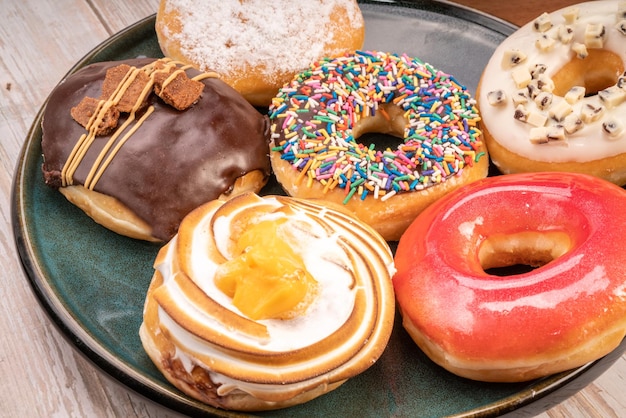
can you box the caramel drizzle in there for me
[84,69,155,189]
[62,66,141,187]
[61,59,218,189]
[85,106,155,189]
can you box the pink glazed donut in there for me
[393,172,626,382]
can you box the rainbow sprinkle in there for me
[268,50,484,204]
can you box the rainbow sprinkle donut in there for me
[268,50,489,241]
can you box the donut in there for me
[139,192,395,411]
[393,171,626,383]
[268,50,489,241]
[41,58,271,242]
[155,0,365,106]
[477,1,626,184]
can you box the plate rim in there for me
[10,1,625,417]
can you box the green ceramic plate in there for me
[12,1,625,417]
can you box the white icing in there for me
[479,1,626,163]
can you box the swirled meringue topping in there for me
[147,193,395,401]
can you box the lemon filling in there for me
[214,218,318,320]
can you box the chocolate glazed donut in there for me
[41,58,271,241]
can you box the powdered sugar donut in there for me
[155,0,365,106]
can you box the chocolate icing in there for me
[41,58,271,240]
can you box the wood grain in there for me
[0,0,623,417]
[451,0,587,26]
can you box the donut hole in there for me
[351,103,406,139]
[478,231,571,276]
[552,49,625,97]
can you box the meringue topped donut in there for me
[41,58,270,241]
[269,51,489,241]
[155,0,365,106]
[139,193,395,411]
[478,1,626,184]
[394,172,626,382]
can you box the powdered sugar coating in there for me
[161,0,364,83]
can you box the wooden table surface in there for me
[1,0,624,416]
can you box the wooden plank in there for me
[0,0,169,416]
[451,0,586,26]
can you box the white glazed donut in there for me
[477,1,626,184]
